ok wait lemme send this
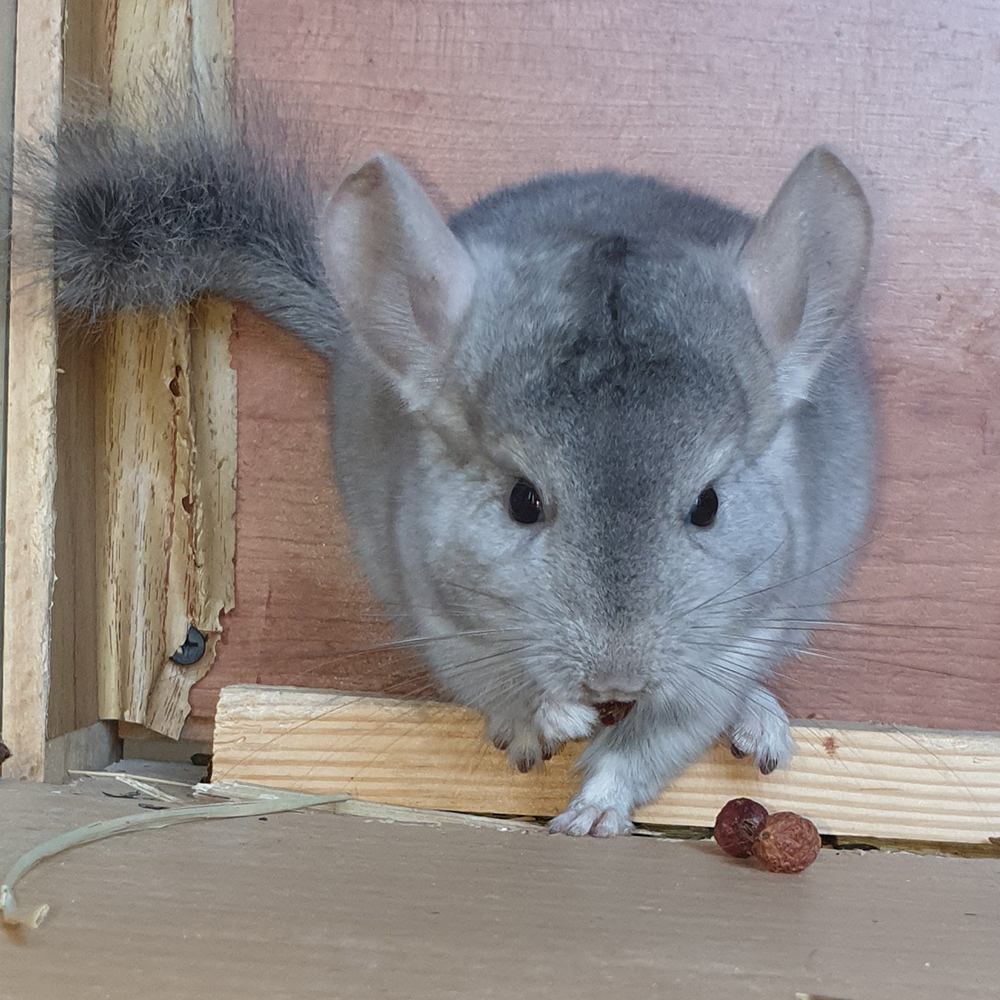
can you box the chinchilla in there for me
[26,91,873,836]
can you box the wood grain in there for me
[2,0,64,779]
[212,685,1000,844]
[50,334,100,738]
[186,311,427,725]
[185,0,1000,735]
[0,0,14,531]
[4,783,998,1000]
[48,1,113,742]
[53,1,240,739]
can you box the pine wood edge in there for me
[1,0,64,780]
[210,684,1000,845]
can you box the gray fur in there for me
[324,152,874,836]
[34,103,874,835]
[19,90,343,354]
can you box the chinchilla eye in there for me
[687,486,718,528]
[509,479,544,524]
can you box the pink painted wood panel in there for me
[190,0,1000,733]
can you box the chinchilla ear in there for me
[738,147,872,402]
[319,154,476,409]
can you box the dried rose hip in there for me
[713,797,769,858]
[751,811,821,873]
[595,700,635,726]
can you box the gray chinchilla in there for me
[32,96,874,835]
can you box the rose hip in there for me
[713,797,769,858]
[751,811,822,873]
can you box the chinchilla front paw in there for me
[487,717,560,773]
[727,686,796,775]
[487,699,598,773]
[548,799,634,838]
[533,698,598,745]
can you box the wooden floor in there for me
[1,781,997,999]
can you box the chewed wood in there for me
[212,685,1000,844]
[71,1,238,739]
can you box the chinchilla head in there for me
[320,150,872,719]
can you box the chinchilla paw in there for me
[548,802,634,837]
[727,687,796,775]
[487,720,554,773]
[534,699,598,745]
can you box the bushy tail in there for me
[21,87,344,355]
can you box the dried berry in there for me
[751,811,821,873]
[595,700,635,726]
[713,797,769,858]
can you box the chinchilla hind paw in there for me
[548,801,634,838]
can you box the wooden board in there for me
[211,685,1000,844]
[4,1,239,777]
[3,782,998,1000]
[2,0,65,780]
[0,0,14,575]
[49,0,239,740]
[188,0,1000,735]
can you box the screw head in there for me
[170,626,207,666]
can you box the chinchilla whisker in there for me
[378,597,536,617]
[745,617,972,634]
[697,629,981,681]
[289,634,528,682]
[435,644,537,677]
[782,652,965,681]
[680,647,772,686]
[680,659,776,713]
[759,594,959,611]
[217,687,450,772]
[713,621,998,652]
[443,581,568,630]
[476,677,549,713]
[686,636,838,662]
[689,612,995,655]
[277,659,437,693]
[442,581,536,618]
[328,606,478,622]
[700,511,933,617]
[676,536,790,622]
[877,725,991,821]
[319,628,526,658]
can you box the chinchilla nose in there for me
[584,673,647,700]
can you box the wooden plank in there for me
[47,4,117,747]
[94,308,206,725]
[0,0,13,752]
[0,0,16,590]
[3,783,998,1000]
[49,331,100,738]
[69,0,238,737]
[47,0,102,739]
[42,721,121,783]
[212,685,1000,845]
[47,1,119,744]
[188,0,1000,734]
[2,0,65,780]
[5,0,238,759]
